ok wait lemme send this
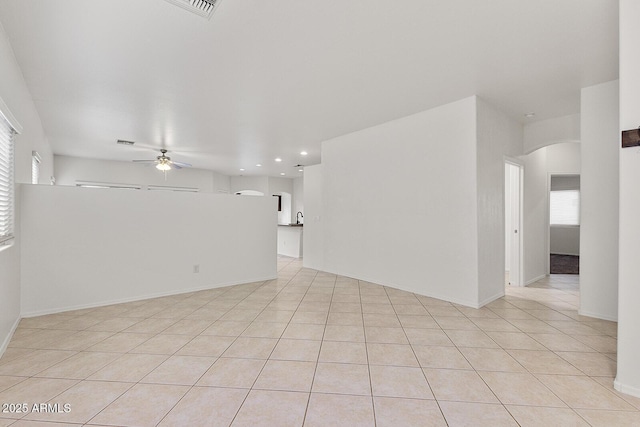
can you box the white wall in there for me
[523,114,580,154]
[305,97,523,307]
[212,172,230,194]
[549,227,580,256]
[475,99,524,304]
[547,143,581,173]
[579,80,618,322]
[319,97,481,306]
[20,184,277,316]
[523,148,547,283]
[268,177,293,196]
[303,165,324,271]
[0,21,54,355]
[54,155,225,192]
[616,0,640,397]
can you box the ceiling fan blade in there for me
[132,159,158,163]
[171,161,192,168]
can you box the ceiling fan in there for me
[132,149,192,171]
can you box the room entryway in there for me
[549,174,580,275]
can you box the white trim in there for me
[546,173,551,274]
[0,95,22,134]
[523,139,581,156]
[20,274,277,318]
[614,378,640,399]
[578,308,618,322]
[477,290,506,308]
[320,268,483,308]
[503,156,525,167]
[525,274,547,286]
[0,238,15,252]
[0,317,20,360]
[0,235,15,247]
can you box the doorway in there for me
[505,161,523,286]
[548,174,580,274]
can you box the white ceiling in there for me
[0,0,618,177]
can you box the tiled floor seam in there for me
[299,271,333,427]
[231,263,316,426]
[390,287,450,427]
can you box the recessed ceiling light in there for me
[240,168,245,171]
[298,169,303,172]
[300,151,308,156]
[524,112,536,118]
[280,172,285,176]
[256,164,262,167]
[275,158,282,162]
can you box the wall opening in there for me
[549,174,580,275]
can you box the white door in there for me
[505,162,522,286]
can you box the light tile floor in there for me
[0,259,639,426]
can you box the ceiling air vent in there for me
[164,0,222,19]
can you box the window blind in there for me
[0,114,15,245]
[550,190,580,226]
[31,151,41,185]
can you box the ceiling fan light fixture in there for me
[156,161,172,171]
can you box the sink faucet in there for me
[296,211,303,224]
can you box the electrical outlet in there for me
[193,264,200,273]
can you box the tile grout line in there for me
[301,269,334,427]
[226,257,310,426]
[362,280,378,427]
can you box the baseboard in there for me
[525,274,547,286]
[614,378,640,399]
[0,317,20,360]
[321,267,482,308]
[550,252,580,256]
[578,309,618,322]
[21,275,277,318]
[477,290,505,308]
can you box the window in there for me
[147,185,199,192]
[0,114,16,246]
[31,151,41,184]
[75,181,141,190]
[550,190,580,225]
